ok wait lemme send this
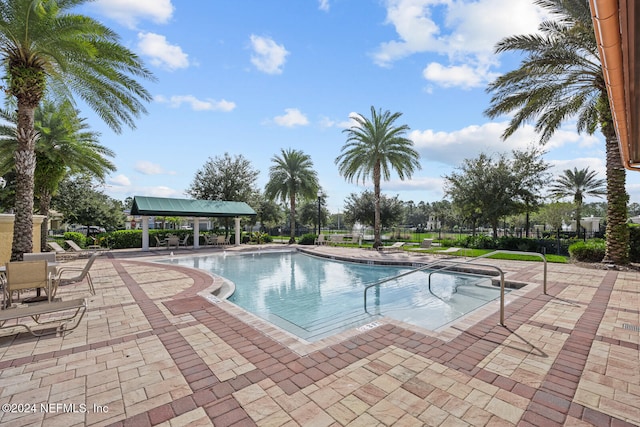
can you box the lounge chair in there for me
[380,242,405,252]
[330,234,344,245]
[52,252,100,296]
[315,234,326,245]
[47,241,79,260]
[65,240,97,257]
[0,298,87,336]
[178,235,190,247]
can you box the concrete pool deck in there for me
[0,244,638,426]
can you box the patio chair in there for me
[155,235,168,248]
[167,235,180,248]
[380,242,405,252]
[52,252,100,296]
[178,235,190,247]
[4,260,51,305]
[315,234,326,245]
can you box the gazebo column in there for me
[142,216,150,251]
[235,217,241,246]
[193,218,200,248]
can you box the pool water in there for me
[160,250,503,341]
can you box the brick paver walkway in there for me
[0,245,638,426]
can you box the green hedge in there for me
[568,239,606,262]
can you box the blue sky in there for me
[74,0,640,213]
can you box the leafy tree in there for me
[52,176,126,233]
[188,152,260,235]
[298,196,329,234]
[444,148,547,237]
[0,99,115,251]
[627,202,640,217]
[264,148,319,243]
[549,167,606,235]
[511,146,551,236]
[336,106,420,248]
[445,153,514,237]
[343,191,404,230]
[536,201,575,235]
[248,193,282,232]
[0,0,153,260]
[188,153,259,202]
[485,0,628,263]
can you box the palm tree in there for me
[484,0,628,264]
[0,99,116,251]
[265,148,319,243]
[0,0,153,260]
[549,167,606,236]
[335,106,420,249]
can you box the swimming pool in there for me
[160,250,504,341]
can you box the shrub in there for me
[298,233,316,245]
[106,230,143,249]
[629,225,640,263]
[568,239,605,262]
[64,231,87,248]
[462,235,498,249]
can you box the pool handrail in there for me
[474,250,547,294]
[363,249,547,327]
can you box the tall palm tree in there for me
[549,167,606,236]
[484,0,628,264]
[335,106,420,249]
[265,148,319,244]
[0,99,116,251]
[0,0,153,260]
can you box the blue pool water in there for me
[160,250,503,341]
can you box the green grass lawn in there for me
[410,247,567,263]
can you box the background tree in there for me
[264,148,319,243]
[0,99,116,250]
[485,0,628,263]
[444,153,515,237]
[52,176,125,233]
[188,153,260,235]
[549,167,606,236]
[536,201,576,251]
[299,195,329,233]
[342,191,404,231]
[336,106,420,248]
[188,153,259,201]
[511,146,551,236]
[0,0,153,259]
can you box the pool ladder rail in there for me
[363,250,547,327]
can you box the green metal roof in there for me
[130,196,256,217]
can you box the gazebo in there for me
[130,196,257,251]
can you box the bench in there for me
[0,298,87,336]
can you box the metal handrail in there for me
[474,250,547,294]
[363,249,548,327]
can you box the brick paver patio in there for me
[0,245,638,426]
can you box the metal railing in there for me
[363,250,547,327]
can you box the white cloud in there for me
[273,108,309,127]
[410,121,599,166]
[422,62,500,89]
[548,158,607,181]
[155,95,236,112]
[109,174,131,186]
[373,0,547,88]
[92,0,174,29]
[137,32,189,71]
[134,161,167,175]
[250,35,289,74]
[319,0,330,12]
